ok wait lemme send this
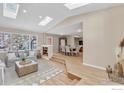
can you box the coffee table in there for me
[15,60,38,77]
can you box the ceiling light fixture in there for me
[39,16,42,19]
[38,16,53,26]
[64,3,89,10]
[77,29,81,32]
[23,9,27,13]
[60,33,64,35]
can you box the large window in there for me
[0,32,38,52]
[30,35,37,50]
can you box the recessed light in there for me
[38,16,53,26]
[77,29,81,32]
[60,33,64,35]
[39,16,42,19]
[23,9,27,13]
[64,3,89,10]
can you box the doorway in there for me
[59,37,67,52]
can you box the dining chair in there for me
[61,46,66,55]
[65,46,71,56]
[60,46,63,53]
[73,46,79,56]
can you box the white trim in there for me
[83,62,106,70]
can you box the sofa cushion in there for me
[18,52,24,58]
[29,51,35,57]
[8,53,16,60]
[0,52,7,62]
[25,51,29,56]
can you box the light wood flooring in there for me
[41,53,120,85]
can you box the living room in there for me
[0,23,83,85]
[0,3,84,85]
[0,3,124,87]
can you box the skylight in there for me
[38,16,53,26]
[64,3,89,10]
[3,3,19,19]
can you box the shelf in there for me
[41,45,53,59]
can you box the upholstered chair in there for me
[61,46,66,55]
[73,47,79,56]
[65,46,71,56]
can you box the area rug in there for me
[0,59,63,85]
[12,66,63,85]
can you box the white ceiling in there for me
[48,22,82,36]
[0,3,122,33]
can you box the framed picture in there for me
[46,36,53,45]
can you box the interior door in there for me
[61,39,65,46]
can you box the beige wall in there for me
[83,5,124,69]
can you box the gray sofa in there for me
[0,50,37,67]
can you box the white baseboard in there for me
[83,63,106,70]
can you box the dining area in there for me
[59,45,83,56]
[58,36,83,56]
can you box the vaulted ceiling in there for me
[0,3,122,34]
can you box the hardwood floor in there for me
[41,57,77,85]
[42,73,78,85]
[41,53,120,85]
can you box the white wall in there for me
[67,36,83,47]
[67,36,75,46]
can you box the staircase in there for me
[50,55,66,65]
[48,54,81,85]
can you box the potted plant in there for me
[22,57,26,62]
